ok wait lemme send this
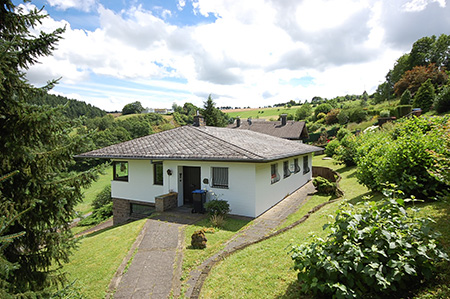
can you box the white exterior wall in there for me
[111,159,164,203]
[111,159,256,217]
[254,153,312,217]
[111,154,313,218]
[164,160,256,217]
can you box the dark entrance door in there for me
[183,166,201,204]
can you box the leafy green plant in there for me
[205,200,231,216]
[290,188,448,298]
[79,185,112,226]
[333,134,360,166]
[435,84,450,113]
[356,116,448,199]
[325,139,340,157]
[313,177,337,196]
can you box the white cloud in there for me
[402,0,446,12]
[177,0,186,11]
[47,0,96,12]
[21,0,450,111]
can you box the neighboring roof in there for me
[77,126,322,162]
[227,119,309,140]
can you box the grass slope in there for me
[62,219,146,298]
[224,106,301,120]
[181,217,251,295]
[76,166,112,215]
[200,156,449,298]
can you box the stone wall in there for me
[155,192,178,212]
[312,166,341,183]
[112,198,130,225]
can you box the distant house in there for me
[227,114,309,142]
[142,108,173,114]
[77,116,321,224]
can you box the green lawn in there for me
[61,219,146,298]
[181,217,251,295]
[225,106,301,120]
[76,166,112,215]
[200,155,447,298]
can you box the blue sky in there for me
[18,0,450,111]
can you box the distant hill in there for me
[27,93,106,119]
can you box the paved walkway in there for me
[112,208,205,299]
[111,181,316,299]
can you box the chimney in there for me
[193,115,206,127]
[281,114,287,126]
[236,117,241,127]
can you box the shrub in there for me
[356,116,448,199]
[205,200,230,216]
[324,139,340,157]
[79,185,113,226]
[413,79,435,112]
[336,128,351,141]
[314,103,333,117]
[92,185,111,210]
[333,134,360,166]
[325,109,340,125]
[312,176,336,195]
[435,85,450,113]
[400,89,412,105]
[397,105,412,117]
[337,110,350,125]
[290,190,448,298]
[348,108,367,123]
[316,112,326,120]
[380,110,390,117]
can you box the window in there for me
[130,203,154,216]
[294,158,301,173]
[303,156,310,174]
[271,163,280,184]
[212,167,228,188]
[153,161,163,185]
[113,161,128,181]
[283,161,291,178]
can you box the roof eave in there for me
[74,147,323,163]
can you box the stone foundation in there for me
[155,192,178,212]
[112,198,130,225]
[112,198,156,225]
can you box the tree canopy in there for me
[122,101,144,115]
[201,95,229,127]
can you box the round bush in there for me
[324,139,340,157]
[205,200,230,216]
[290,193,448,298]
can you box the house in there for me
[227,114,309,142]
[77,116,322,224]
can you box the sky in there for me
[17,0,450,111]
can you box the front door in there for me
[183,166,201,204]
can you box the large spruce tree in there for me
[201,95,229,127]
[0,1,97,295]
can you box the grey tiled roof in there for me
[227,119,309,140]
[76,126,322,162]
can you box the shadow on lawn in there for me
[274,280,314,299]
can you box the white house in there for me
[77,116,322,224]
